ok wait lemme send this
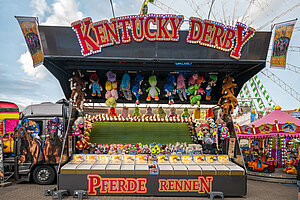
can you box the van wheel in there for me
[32,165,55,185]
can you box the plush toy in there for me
[69,70,87,91]
[283,159,297,174]
[157,107,166,118]
[145,106,154,117]
[132,73,143,104]
[164,73,176,104]
[89,73,102,97]
[188,74,199,86]
[70,84,86,111]
[169,107,177,117]
[121,106,129,118]
[181,107,190,117]
[205,75,217,101]
[206,108,214,118]
[194,107,201,119]
[76,140,84,150]
[120,73,132,100]
[218,77,238,115]
[146,75,160,101]
[105,97,117,107]
[84,121,93,133]
[177,74,187,101]
[220,126,230,140]
[132,106,141,117]
[108,107,118,117]
[190,95,202,106]
[105,71,118,100]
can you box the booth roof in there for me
[249,108,300,127]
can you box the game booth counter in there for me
[18,13,271,197]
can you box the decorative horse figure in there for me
[24,129,43,164]
[43,128,63,164]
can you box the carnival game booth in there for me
[236,106,300,170]
[35,14,271,197]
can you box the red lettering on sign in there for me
[117,18,131,43]
[211,24,225,47]
[87,175,101,195]
[144,16,156,39]
[131,17,145,41]
[170,16,184,40]
[157,16,170,39]
[201,21,214,44]
[222,27,236,50]
[187,19,203,41]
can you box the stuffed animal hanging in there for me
[132,106,141,117]
[205,75,218,101]
[121,106,129,118]
[220,126,230,140]
[120,73,132,100]
[132,73,143,104]
[105,71,118,100]
[89,73,102,97]
[218,76,238,115]
[69,70,87,111]
[105,97,117,107]
[164,73,176,105]
[169,107,177,117]
[108,107,118,117]
[181,107,190,117]
[145,106,154,117]
[146,75,160,101]
[187,76,205,105]
[177,74,187,101]
[188,74,199,85]
[157,107,166,118]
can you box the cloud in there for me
[18,51,48,79]
[42,0,84,26]
[31,0,50,17]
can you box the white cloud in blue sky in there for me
[0,0,299,110]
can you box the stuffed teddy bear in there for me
[69,70,87,92]
[164,73,176,104]
[146,75,160,101]
[145,106,154,117]
[89,73,102,97]
[169,107,177,117]
[181,107,190,117]
[177,74,187,101]
[121,106,129,118]
[120,73,132,100]
[188,74,199,85]
[132,106,141,117]
[105,97,117,107]
[157,107,166,118]
[70,84,86,111]
[132,73,143,104]
[205,75,217,101]
[108,107,118,117]
[218,77,238,115]
[105,71,118,100]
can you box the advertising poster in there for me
[16,16,44,67]
[270,20,297,69]
[0,121,4,183]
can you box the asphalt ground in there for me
[0,179,297,200]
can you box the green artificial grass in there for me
[90,122,191,144]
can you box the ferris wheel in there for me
[139,0,300,114]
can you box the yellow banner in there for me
[270,20,297,69]
[16,16,44,67]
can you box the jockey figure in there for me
[45,117,63,138]
[17,118,40,140]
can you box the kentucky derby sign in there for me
[72,14,255,60]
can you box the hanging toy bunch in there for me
[120,73,132,100]
[89,73,102,97]
[132,73,143,104]
[83,121,93,146]
[145,106,154,117]
[177,74,187,102]
[218,77,238,116]
[146,75,160,102]
[72,117,90,151]
[164,73,176,105]
[187,74,206,106]
[205,75,218,101]
[105,71,118,107]
[69,70,87,111]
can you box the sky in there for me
[0,0,299,110]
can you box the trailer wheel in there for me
[32,165,55,185]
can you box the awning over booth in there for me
[236,106,300,138]
[38,25,271,104]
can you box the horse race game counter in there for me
[59,154,246,197]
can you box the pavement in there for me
[0,180,297,200]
